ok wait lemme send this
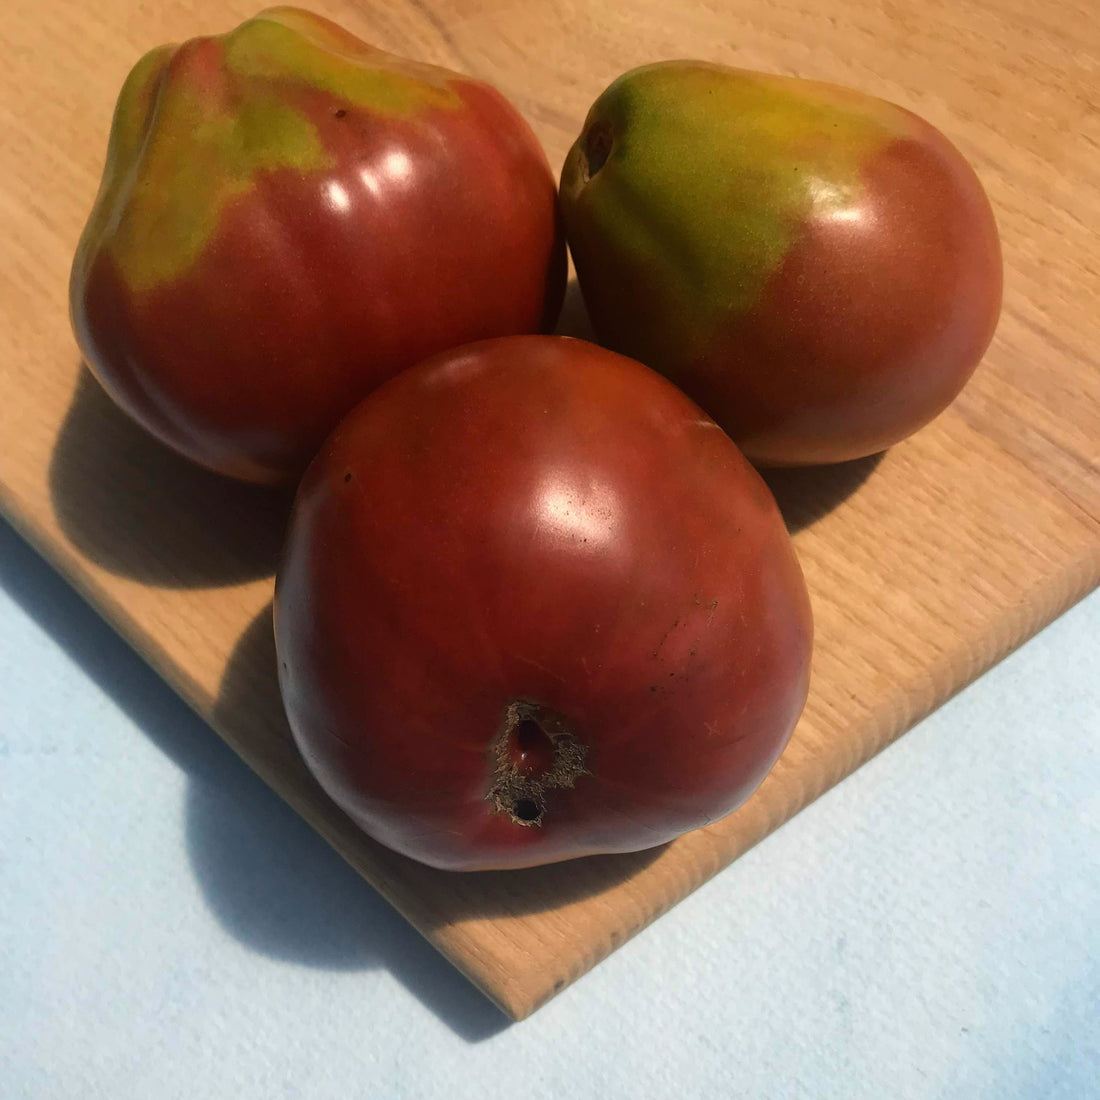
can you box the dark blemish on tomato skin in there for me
[652,617,681,658]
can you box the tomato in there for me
[275,336,812,871]
[560,62,1002,465]
[70,8,564,484]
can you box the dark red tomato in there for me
[70,8,564,484]
[275,336,813,871]
[560,62,1002,466]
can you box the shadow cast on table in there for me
[0,519,506,1042]
[48,368,292,587]
[182,719,512,1043]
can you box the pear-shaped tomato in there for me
[71,8,564,483]
[275,336,812,871]
[561,62,1001,466]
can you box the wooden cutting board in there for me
[2,0,1097,1020]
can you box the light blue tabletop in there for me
[1,516,1097,1099]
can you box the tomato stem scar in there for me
[487,701,589,827]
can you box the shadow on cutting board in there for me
[0,520,507,1042]
[762,451,883,535]
[48,368,292,587]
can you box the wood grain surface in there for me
[2,0,1097,1019]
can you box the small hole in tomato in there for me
[344,472,352,483]
[334,108,347,119]
[513,798,541,822]
[511,717,555,774]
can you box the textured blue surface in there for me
[1,515,1097,1099]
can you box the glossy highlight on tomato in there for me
[70,7,565,483]
[275,336,813,871]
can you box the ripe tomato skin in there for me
[70,8,564,484]
[560,61,1002,466]
[275,336,812,871]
